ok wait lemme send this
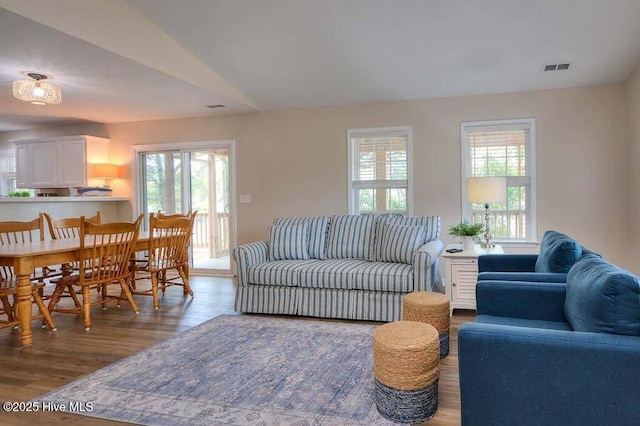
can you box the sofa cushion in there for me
[376,222,425,264]
[474,314,572,331]
[296,259,370,289]
[273,216,330,259]
[325,215,376,260]
[565,254,640,336]
[269,223,310,261]
[535,230,582,273]
[247,259,319,287]
[351,261,415,292]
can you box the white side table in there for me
[441,244,504,314]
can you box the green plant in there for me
[448,220,484,238]
[8,190,32,197]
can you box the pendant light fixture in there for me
[12,72,62,105]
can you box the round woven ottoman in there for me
[402,291,451,358]
[372,320,440,424]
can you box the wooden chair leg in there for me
[82,286,91,331]
[1,296,14,322]
[32,290,57,331]
[118,279,139,314]
[67,285,82,309]
[177,266,193,297]
[150,273,160,310]
[160,270,168,294]
[47,284,66,314]
[101,284,108,310]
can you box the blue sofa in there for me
[458,254,640,426]
[477,230,595,283]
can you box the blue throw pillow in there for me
[535,230,582,273]
[565,254,640,336]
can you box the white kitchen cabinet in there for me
[15,143,29,188]
[13,136,109,188]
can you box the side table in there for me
[441,243,503,314]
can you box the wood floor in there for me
[0,277,475,425]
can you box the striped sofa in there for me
[233,214,444,322]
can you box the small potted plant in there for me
[448,220,484,249]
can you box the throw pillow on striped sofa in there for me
[273,216,330,259]
[387,215,441,242]
[377,222,426,264]
[268,223,310,261]
[373,215,441,261]
[325,214,376,260]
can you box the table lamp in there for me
[466,177,507,247]
[91,163,120,188]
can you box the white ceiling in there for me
[1,0,640,132]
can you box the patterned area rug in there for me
[37,315,397,425]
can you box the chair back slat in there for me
[0,217,45,282]
[79,215,142,286]
[0,217,43,245]
[43,212,101,240]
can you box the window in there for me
[461,119,537,243]
[348,127,412,215]
[0,150,17,195]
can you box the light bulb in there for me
[32,84,45,97]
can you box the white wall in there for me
[2,83,634,272]
[626,64,640,272]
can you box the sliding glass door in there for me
[136,142,235,275]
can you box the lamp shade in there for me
[12,74,62,105]
[466,177,507,204]
[91,163,120,179]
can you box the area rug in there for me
[36,314,398,425]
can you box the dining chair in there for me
[41,211,103,309]
[47,215,143,331]
[0,217,57,331]
[129,212,196,310]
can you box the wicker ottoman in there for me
[373,321,440,423]
[402,291,451,358]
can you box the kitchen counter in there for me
[0,196,128,202]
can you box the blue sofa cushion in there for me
[474,314,572,331]
[535,230,582,273]
[565,254,640,336]
[268,223,310,261]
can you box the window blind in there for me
[352,134,407,183]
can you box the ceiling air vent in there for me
[543,62,570,72]
[206,104,226,108]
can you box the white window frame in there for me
[0,149,17,196]
[460,118,537,246]
[347,126,413,216]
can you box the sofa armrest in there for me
[477,271,568,283]
[413,239,444,292]
[476,280,567,322]
[232,240,268,286]
[458,323,640,426]
[478,254,538,273]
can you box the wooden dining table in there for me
[0,232,151,347]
